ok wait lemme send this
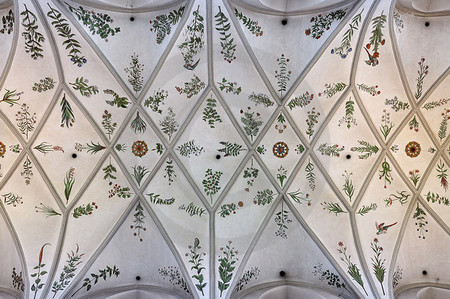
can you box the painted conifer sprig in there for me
[144,89,167,113]
[60,94,75,128]
[176,140,204,157]
[69,77,98,97]
[31,243,50,299]
[203,96,222,128]
[332,10,363,58]
[350,140,379,159]
[218,141,246,157]
[178,6,205,70]
[179,202,206,217]
[218,241,238,297]
[47,4,86,66]
[337,242,368,296]
[234,8,263,36]
[147,192,175,205]
[215,6,236,63]
[103,89,129,108]
[370,238,386,295]
[71,266,120,297]
[64,168,75,204]
[124,53,144,93]
[67,4,120,39]
[150,6,185,44]
[51,244,84,297]
[186,238,207,295]
[21,4,45,60]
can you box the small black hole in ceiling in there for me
[72,153,77,159]
[216,154,221,160]
[136,276,141,281]
[346,154,351,159]
[279,271,286,277]
[425,21,430,27]
[281,19,288,26]
[130,17,135,22]
[422,270,428,275]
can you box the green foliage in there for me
[164,159,176,185]
[215,6,236,63]
[385,191,410,207]
[176,140,204,157]
[317,143,345,157]
[187,238,207,295]
[158,267,190,293]
[305,160,316,191]
[313,263,348,291]
[370,238,386,295]
[319,82,347,98]
[357,83,380,96]
[356,203,377,216]
[218,141,245,157]
[60,94,75,128]
[243,165,259,189]
[47,4,86,66]
[16,104,36,140]
[218,241,237,296]
[380,110,394,140]
[102,162,117,181]
[337,242,368,296]
[11,267,25,292]
[306,107,320,138]
[31,243,50,298]
[131,203,146,241]
[21,4,45,59]
[425,191,449,206]
[102,110,117,140]
[35,203,61,218]
[368,12,387,55]
[218,202,240,217]
[305,10,346,39]
[144,89,167,114]
[248,92,273,107]
[275,54,290,95]
[51,244,84,296]
[86,141,106,154]
[147,192,175,205]
[130,111,146,134]
[32,77,56,92]
[21,156,33,185]
[218,77,241,94]
[392,267,403,288]
[415,58,428,99]
[338,98,356,128]
[70,77,98,97]
[203,96,222,128]
[71,266,120,297]
[63,168,75,204]
[159,107,179,141]
[179,202,206,217]
[175,74,206,98]
[150,6,185,44]
[1,192,23,207]
[378,159,393,188]
[321,201,347,215]
[288,189,311,205]
[202,169,223,202]
[124,53,144,93]
[436,159,448,191]
[0,9,13,34]
[103,89,129,108]
[132,165,149,187]
[350,140,379,159]
[385,96,409,112]
[234,267,260,293]
[287,92,314,110]
[438,109,449,141]
[332,10,363,58]
[253,189,275,205]
[274,204,292,239]
[240,107,263,141]
[178,6,205,70]
[68,4,120,39]
[413,203,428,239]
[72,202,97,218]
[108,184,132,198]
[234,8,263,36]
[422,98,450,110]
[342,171,355,202]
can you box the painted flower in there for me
[0,142,6,158]
[338,241,344,247]
[132,140,148,157]
[273,142,289,158]
[405,141,421,158]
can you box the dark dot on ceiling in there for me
[130,17,135,22]
[346,154,351,159]
[422,270,427,275]
[72,153,77,159]
[136,276,141,281]
[279,271,286,277]
[216,154,221,160]
[425,21,430,27]
[281,19,288,26]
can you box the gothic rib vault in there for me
[0,0,449,298]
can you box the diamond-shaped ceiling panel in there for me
[1,0,450,298]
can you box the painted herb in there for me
[415,58,428,99]
[392,267,403,289]
[31,243,50,299]
[176,140,204,157]
[63,167,75,204]
[70,77,98,97]
[218,241,238,297]
[164,158,176,185]
[275,54,291,96]
[147,192,175,205]
[357,83,380,96]
[305,160,316,191]
[234,267,260,293]
[306,107,320,138]
[321,201,347,215]
[131,202,146,241]
[33,77,56,92]
[364,12,386,66]
[101,110,117,140]
[108,184,132,198]
[332,10,363,59]
[12,267,25,292]
[47,4,86,66]
[179,202,206,217]
[86,141,106,154]
[249,92,274,107]
[313,263,347,291]
[425,191,449,205]
[370,238,386,295]
[103,89,129,108]
[202,168,222,203]
[385,96,409,112]
[240,107,263,142]
[102,160,117,182]
[439,109,450,141]
[379,159,393,188]
[158,266,189,293]
[275,113,286,133]
[413,203,428,239]
[72,202,97,218]
[131,165,149,187]
[16,104,36,139]
[218,202,243,217]
[384,191,410,207]
[356,203,377,216]
[149,6,185,44]
[277,166,287,187]
[35,203,61,218]
[436,160,448,191]
[144,89,167,114]
[243,164,259,191]
[317,143,345,157]
[253,189,275,206]
[71,266,120,297]
[256,145,266,155]
[0,9,13,34]
[305,10,346,39]
[203,96,222,128]
[422,98,450,110]
[130,111,146,134]
[218,141,245,157]
[337,241,368,296]
[287,92,314,110]
[51,244,84,297]
[338,98,356,128]
[114,143,126,152]
[234,8,263,36]
[176,75,206,98]
[319,82,347,98]
[288,189,311,205]
[21,4,45,60]
[350,140,379,159]
[178,5,205,70]
[274,202,292,239]
[21,156,33,185]
[160,107,179,141]
[2,192,23,207]
[342,171,355,202]
[186,238,207,295]
[125,53,144,93]
[10,143,22,153]
[67,4,120,39]
[380,110,394,140]
[409,169,420,187]
[1,89,22,106]
[393,12,404,33]
[218,77,241,94]
[60,94,75,128]
[215,6,236,63]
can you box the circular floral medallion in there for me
[273,142,289,158]
[132,140,148,157]
[405,141,421,158]
[0,142,6,158]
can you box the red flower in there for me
[305,29,311,36]
[338,241,344,247]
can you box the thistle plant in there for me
[370,238,386,295]
[337,241,368,296]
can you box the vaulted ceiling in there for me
[0,0,449,298]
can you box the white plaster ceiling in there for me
[0,0,449,298]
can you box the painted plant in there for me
[124,53,144,93]
[150,6,185,44]
[215,6,236,63]
[178,6,205,70]
[218,241,238,297]
[364,12,386,66]
[337,241,368,296]
[21,4,45,60]
[305,10,346,39]
[67,4,120,39]
[71,266,120,297]
[332,9,363,58]
[186,238,207,295]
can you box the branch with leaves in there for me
[131,202,146,241]
[218,241,238,297]
[337,242,368,296]
[332,10,363,58]
[287,92,314,110]
[31,243,50,299]
[234,8,263,36]
[103,89,129,108]
[150,6,185,44]
[60,94,75,128]
[370,238,386,295]
[144,89,167,113]
[338,98,356,128]
[218,77,241,94]
[178,6,205,70]
[67,4,120,39]
[21,4,45,60]
[203,96,222,128]
[215,6,236,63]
[70,77,98,97]
[275,54,291,96]
[51,244,84,297]
[71,266,120,297]
[147,192,175,205]
[321,201,347,215]
[176,140,204,157]
[350,140,379,159]
[218,141,245,157]
[357,203,377,216]
[178,202,206,217]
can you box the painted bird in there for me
[375,221,397,235]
